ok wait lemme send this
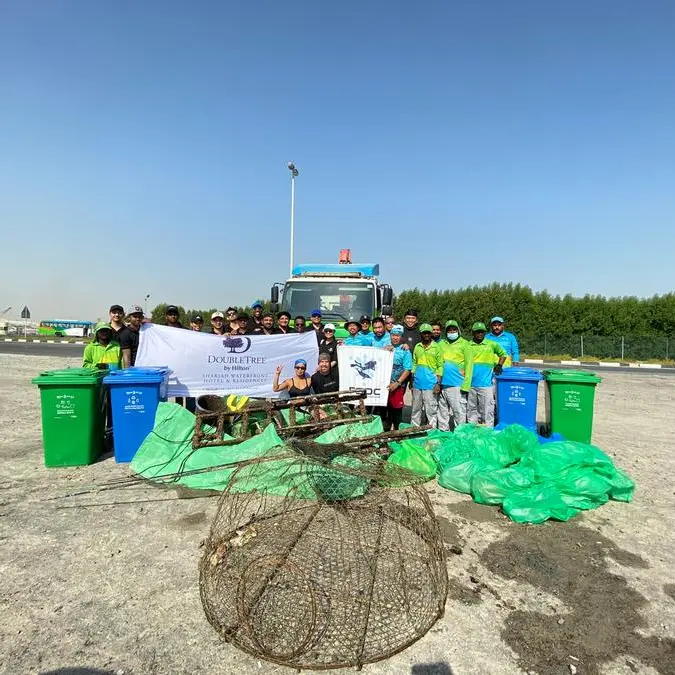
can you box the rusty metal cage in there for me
[199,446,448,669]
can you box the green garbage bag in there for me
[608,467,635,502]
[387,440,437,481]
[553,466,612,510]
[471,466,535,505]
[315,416,384,443]
[502,483,580,524]
[519,441,615,480]
[438,457,501,494]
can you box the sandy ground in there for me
[1,354,674,675]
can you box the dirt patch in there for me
[481,521,675,674]
[665,584,675,603]
[443,499,501,523]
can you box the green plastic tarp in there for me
[131,403,380,499]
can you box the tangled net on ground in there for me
[199,439,448,669]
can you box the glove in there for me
[493,364,503,376]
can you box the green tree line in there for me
[149,283,675,338]
[393,283,675,337]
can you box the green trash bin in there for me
[543,369,602,443]
[32,368,107,467]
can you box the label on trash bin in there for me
[55,394,77,418]
[562,388,582,410]
[123,389,146,414]
[507,384,526,406]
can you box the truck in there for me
[270,251,394,338]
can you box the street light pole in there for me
[288,162,299,276]
[144,294,151,316]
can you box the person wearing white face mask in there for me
[438,320,474,431]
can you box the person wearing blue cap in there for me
[381,324,413,430]
[273,359,312,398]
[488,316,519,367]
[310,309,325,337]
[246,300,265,333]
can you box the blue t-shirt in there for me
[343,332,373,347]
[391,344,413,383]
[371,332,391,348]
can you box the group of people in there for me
[82,302,520,432]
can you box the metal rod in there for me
[290,172,296,276]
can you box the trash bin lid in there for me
[32,368,107,386]
[495,367,544,381]
[103,368,168,384]
[543,369,602,384]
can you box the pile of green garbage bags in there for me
[387,423,634,524]
[132,404,634,524]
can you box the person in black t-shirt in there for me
[310,309,325,343]
[246,301,264,333]
[165,305,185,328]
[210,311,227,335]
[318,323,338,368]
[402,308,421,352]
[311,353,340,394]
[274,312,295,334]
[119,305,144,367]
[248,313,275,335]
[225,307,239,333]
[109,304,126,342]
[231,314,249,335]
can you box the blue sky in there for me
[2,0,674,321]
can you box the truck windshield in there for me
[281,281,375,322]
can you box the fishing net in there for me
[199,439,448,669]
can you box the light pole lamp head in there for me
[287,161,299,177]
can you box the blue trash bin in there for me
[104,367,170,462]
[495,367,543,432]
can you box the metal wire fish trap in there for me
[199,447,448,669]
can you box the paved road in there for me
[1,340,673,376]
[0,341,84,358]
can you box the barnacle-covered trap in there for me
[199,441,448,669]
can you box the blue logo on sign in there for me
[222,336,252,353]
[350,358,377,379]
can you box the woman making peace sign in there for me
[272,359,312,398]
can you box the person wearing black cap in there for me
[359,315,373,344]
[343,319,370,346]
[309,309,325,342]
[165,305,184,328]
[189,315,204,332]
[274,312,295,335]
[231,313,249,335]
[108,304,126,341]
[249,312,275,335]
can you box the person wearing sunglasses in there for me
[318,323,338,368]
[273,359,312,398]
[225,307,239,333]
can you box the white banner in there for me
[337,345,393,406]
[135,324,319,398]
